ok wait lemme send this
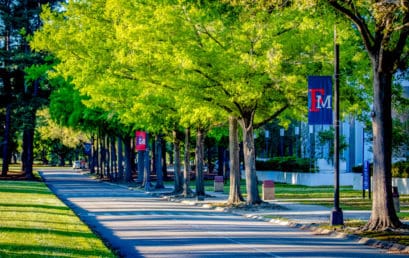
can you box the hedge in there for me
[255,156,315,172]
[352,161,409,178]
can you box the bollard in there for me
[392,186,400,212]
[214,176,224,192]
[262,180,275,200]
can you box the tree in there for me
[170,2,310,204]
[36,108,88,165]
[325,0,409,230]
[227,116,244,204]
[0,0,60,177]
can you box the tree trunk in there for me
[195,128,205,199]
[137,150,144,184]
[124,136,133,182]
[143,133,152,191]
[105,136,111,180]
[23,127,35,180]
[1,104,11,176]
[239,112,262,205]
[99,134,105,178]
[155,134,165,189]
[183,128,192,197]
[173,130,183,194]
[228,116,244,204]
[92,135,98,175]
[162,142,168,180]
[130,137,137,179]
[111,136,117,181]
[117,136,124,181]
[365,70,402,230]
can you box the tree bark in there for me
[105,136,111,180]
[23,127,35,180]
[162,141,168,180]
[239,111,262,205]
[173,130,183,194]
[136,150,144,184]
[227,116,244,204]
[110,136,117,180]
[93,135,99,175]
[155,134,165,189]
[365,70,402,230]
[183,128,192,197]
[99,134,105,178]
[117,136,124,181]
[1,104,11,176]
[195,128,206,199]
[124,136,133,182]
[143,133,152,191]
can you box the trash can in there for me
[392,186,400,212]
[214,176,224,192]
[262,180,275,200]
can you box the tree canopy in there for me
[31,0,396,210]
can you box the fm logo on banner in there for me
[135,131,147,151]
[308,76,333,125]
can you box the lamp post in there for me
[330,41,344,226]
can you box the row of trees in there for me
[0,0,63,178]
[1,0,408,231]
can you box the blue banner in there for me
[308,76,333,125]
[363,160,370,190]
[84,143,92,155]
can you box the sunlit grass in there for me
[0,180,116,258]
[191,179,409,220]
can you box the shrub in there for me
[392,161,409,178]
[353,161,409,178]
[256,156,315,172]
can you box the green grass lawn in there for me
[193,179,409,220]
[0,180,116,258]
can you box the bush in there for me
[352,163,373,174]
[256,156,315,172]
[353,161,409,178]
[392,161,409,178]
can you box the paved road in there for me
[40,169,402,258]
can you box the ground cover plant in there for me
[0,177,116,258]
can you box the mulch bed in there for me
[0,171,39,181]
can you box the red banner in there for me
[135,131,147,151]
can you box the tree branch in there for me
[394,12,409,63]
[192,68,232,97]
[327,0,375,54]
[198,25,225,49]
[254,103,289,128]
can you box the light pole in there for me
[330,41,344,226]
